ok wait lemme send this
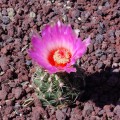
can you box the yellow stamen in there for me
[53,49,70,64]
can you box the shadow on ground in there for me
[76,67,120,107]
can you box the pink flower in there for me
[29,21,90,74]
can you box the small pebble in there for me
[112,63,119,68]
[74,29,80,37]
[112,69,120,73]
[0,90,7,100]
[100,55,107,61]
[95,49,104,57]
[2,9,8,16]
[96,61,104,69]
[82,103,94,116]
[29,11,36,18]
[56,109,66,120]
[26,60,32,66]
[5,106,13,114]
[114,105,120,118]
[95,34,104,43]
[105,2,110,7]
[108,30,115,37]
[13,87,23,99]
[98,110,105,116]
[2,16,10,24]
[88,44,94,53]
[7,8,15,18]
[115,30,120,37]
[109,36,115,44]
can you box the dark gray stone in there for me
[95,49,104,57]
[96,61,104,69]
[2,16,10,24]
[96,34,104,43]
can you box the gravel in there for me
[0,0,120,119]
[82,102,94,116]
[95,34,104,43]
[1,16,10,24]
[56,109,66,120]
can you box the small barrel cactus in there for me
[32,67,85,108]
[29,21,90,108]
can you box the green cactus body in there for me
[32,67,85,108]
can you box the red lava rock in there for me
[46,106,55,116]
[87,65,94,73]
[13,87,24,99]
[115,45,120,54]
[2,84,11,93]
[32,106,47,120]
[2,8,8,16]
[0,56,9,71]
[0,89,7,100]
[106,111,114,118]
[32,111,41,120]
[0,0,120,119]
[56,109,66,120]
[0,100,6,106]
[30,67,36,74]
[70,106,83,119]
[96,61,104,69]
[88,44,94,53]
[113,57,120,63]
[42,4,52,15]
[8,81,16,88]
[98,110,105,117]
[21,75,29,81]
[1,47,7,54]
[5,106,13,115]
[103,59,111,67]
[5,99,14,106]
[66,108,71,117]
[102,41,108,49]
[34,96,42,107]
[100,55,107,61]
[69,9,80,18]
[14,116,25,120]
[115,30,120,37]
[49,115,56,120]
[114,105,120,118]
[3,116,9,120]
[6,69,12,79]
[103,105,111,112]
[77,0,84,4]
[82,102,94,117]
[7,93,14,99]
[25,87,33,94]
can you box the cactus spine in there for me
[32,67,85,108]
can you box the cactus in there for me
[32,67,85,108]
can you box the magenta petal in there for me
[31,34,42,49]
[29,21,91,74]
[64,67,76,73]
[70,37,91,65]
[29,50,48,68]
[83,36,91,47]
[29,50,59,74]
[47,68,58,74]
[72,40,86,59]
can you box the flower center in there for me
[48,48,71,67]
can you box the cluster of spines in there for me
[32,68,82,108]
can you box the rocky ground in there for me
[0,0,120,120]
